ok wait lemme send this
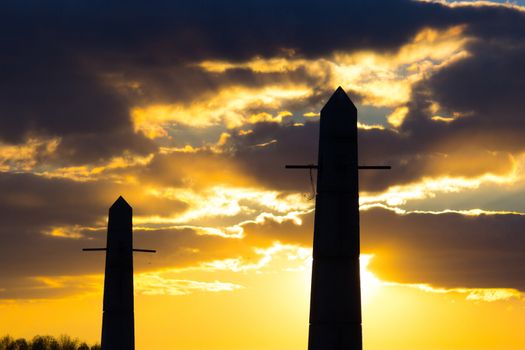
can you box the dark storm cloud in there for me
[0,173,113,297]
[138,149,258,189]
[217,206,525,291]
[0,0,452,62]
[0,54,122,143]
[0,225,253,300]
[0,172,187,296]
[116,64,328,109]
[0,172,183,229]
[225,122,320,192]
[361,208,525,291]
[409,41,525,142]
[0,47,157,163]
[392,4,525,154]
[224,116,515,193]
[2,0,523,163]
[0,173,108,227]
[0,0,458,162]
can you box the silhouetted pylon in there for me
[286,87,390,350]
[83,196,156,350]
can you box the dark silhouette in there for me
[0,335,100,350]
[287,87,389,350]
[308,87,363,350]
[83,197,155,350]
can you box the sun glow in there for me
[360,254,382,303]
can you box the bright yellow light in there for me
[143,186,312,225]
[130,85,311,138]
[38,153,154,182]
[0,137,60,172]
[431,115,456,123]
[417,0,525,12]
[333,26,470,108]
[303,112,319,118]
[387,106,409,127]
[360,171,520,209]
[135,274,243,296]
[4,247,525,350]
[197,57,309,73]
[357,122,385,130]
[360,254,382,304]
[44,227,84,239]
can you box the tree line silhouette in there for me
[0,335,100,350]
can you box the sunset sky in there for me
[2,0,525,349]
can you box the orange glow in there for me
[3,253,525,350]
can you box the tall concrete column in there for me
[308,87,362,350]
[101,196,135,350]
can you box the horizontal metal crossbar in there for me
[358,165,391,169]
[83,248,156,253]
[133,249,157,253]
[285,164,317,169]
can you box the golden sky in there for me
[2,0,525,349]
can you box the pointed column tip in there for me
[322,86,357,112]
[110,195,132,210]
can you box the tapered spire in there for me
[308,87,362,350]
[284,87,389,350]
[83,199,157,350]
[103,196,135,350]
